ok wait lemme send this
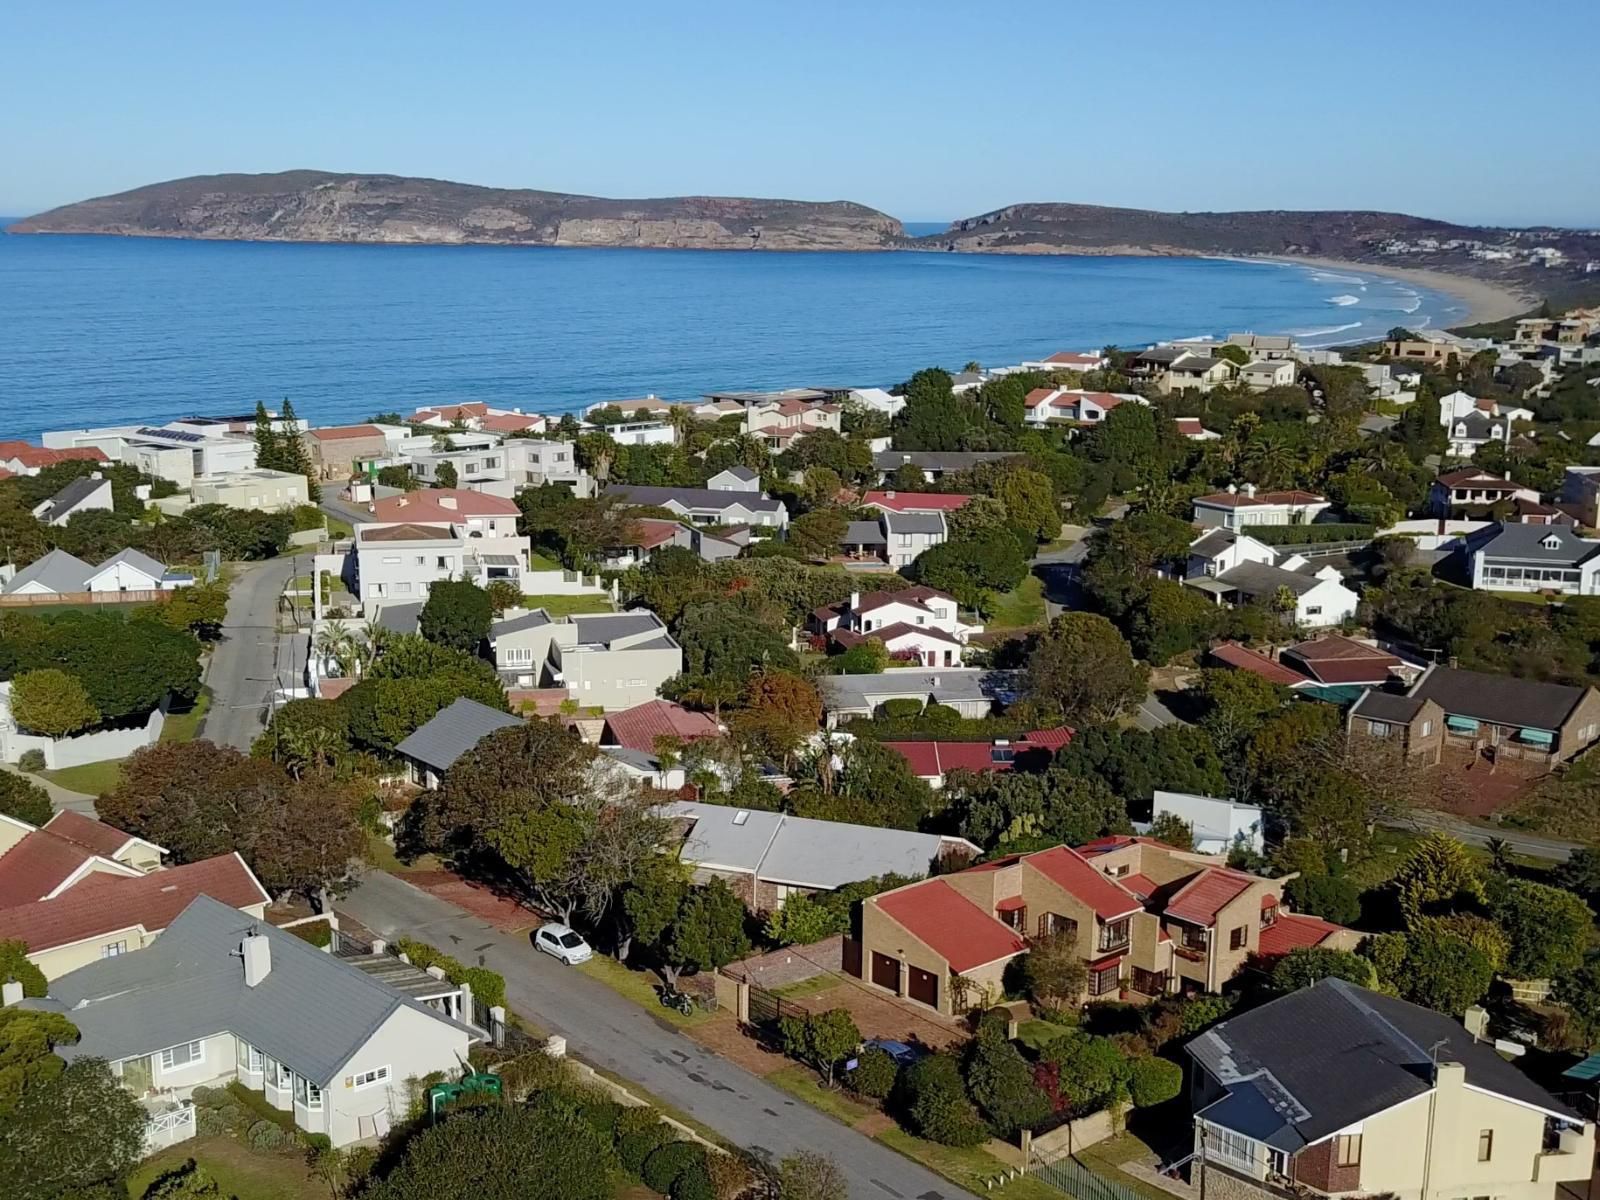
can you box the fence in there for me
[0,588,172,608]
[1032,1155,1148,1200]
[745,983,808,1035]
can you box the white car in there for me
[534,922,593,965]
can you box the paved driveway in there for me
[200,557,305,750]
[340,870,973,1200]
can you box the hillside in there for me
[8,170,906,251]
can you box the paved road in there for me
[200,557,307,751]
[320,495,374,529]
[1386,811,1581,863]
[341,871,975,1200]
[1135,693,1183,731]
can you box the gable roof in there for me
[479,412,546,434]
[308,424,385,441]
[602,700,720,754]
[43,810,163,859]
[0,852,268,954]
[1162,867,1257,926]
[1436,467,1521,488]
[3,548,94,594]
[871,451,1022,473]
[371,489,520,522]
[861,491,971,513]
[1188,977,1578,1152]
[1194,489,1326,509]
[1207,641,1309,687]
[1473,522,1600,566]
[1215,561,1325,598]
[881,728,1074,780]
[605,484,784,514]
[0,829,140,906]
[36,895,474,1087]
[1256,912,1347,958]
[1349,689,1427,724]
[1411,665,1590,732]
[874,879,1027,972]
[1024,845,1143,921]
[94,547,168,581]
[394,698,522,773]
[1279,636,1402,685]
[491,608,553,637]
[38,476,110,518]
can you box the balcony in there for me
[1535,1123,1593,1183]
[143,1098,196,1153]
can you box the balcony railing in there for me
[143,1101,196,1153]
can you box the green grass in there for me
[766,1065,876,1123]
[575,955,714,1026]
[1017,1018,1077,1052]
[773,974,841,999]
[324,516,353,539]
[128,1137,325,1200]
[522,593,615,617]
[42,758,124,797]
[1077,1132,1175,1200]
[527,551,564,572]
[987,574,1047,630]
[161,690,211,743]
[875,1127,1059,1200]
[365,832,440,875]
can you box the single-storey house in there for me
[1148,791,1264,856]
[2,547,192,597]
[605,484,789,529]
[881,727,1074,788]
[393,697,522,788]
[816,668,1013,728]
[870,451,1023,483]
[1192,486,1332,532]
[1237,360,1297,391]
[32,474,114,526]
[1467,523,1600,596]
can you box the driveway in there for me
[340,871,973,1200]
[199,557,307,751]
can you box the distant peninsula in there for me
[12,170,1595,312]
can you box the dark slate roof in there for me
[41,476,109,516]
[1452,411,1507,441]
[1189,530,1237,560]
[395,697,521,772]
[570,612,667,645]
[1189,978,1577,1151]
[842,520,887,546]
[870,451,1022,472]
[33,895,475,1088]
[374,602,424,635]
[605,484,783,513]
[491,608,554,637]
[1350,690,1427,724]
[884,511,946,536]
[1474,522,1600,567]
[1215,561,1322,597]
[1411,665,1590,732]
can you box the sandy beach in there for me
[1259,255,1534,328]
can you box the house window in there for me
[1229,926,1248,951]
[352,1066,391,1089]
[1181,925,1209,951]
[160,1040,204,1071]
[1478,1130,1494,1162]
[1305,605,1322,617]
[1420,720,1433,737]
[1107,863,1131,878]
[1369,721,1391,738]
[100,941,126,958]
[1088,963,1120,996]
[294,1074,324,1110]
[1037,913,1077,940]
[999,905,1026,931]
[237,1042,263,1073]
[1336,1134,1362,1167]
[1098,918,1131,952]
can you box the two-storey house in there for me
[489,608,682,710]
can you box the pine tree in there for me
[253,400,282,471]
[277,398,321,502]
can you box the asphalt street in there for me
[199,556,306,750]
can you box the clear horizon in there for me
[3,0,1596,227]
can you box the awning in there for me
[1519,728,1555,745]
[1090,954,1125,972]
[480,554,519,566]
[1565,1051,1600,1082]
[995,896,1026,912]
[1446,716,1480,733]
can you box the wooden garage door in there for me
[907,966,939,1008]
[870,952,901,992]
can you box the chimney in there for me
[850,590,860,611]
[241,932,271,987]
[1226,483,1238,494]
[1243,483,1257,498]
[1462,1005,1490,1042]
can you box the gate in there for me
[1031,1156,1147,1200]
[747,984,782,1029]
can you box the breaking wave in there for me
[1327,294,1361,306]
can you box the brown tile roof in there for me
[0,831,135,906]
[308,424,385,441]
[359,522,457,542]
[370,489,520,522]
[602,699,721,754]
[0,853,268,953]
[1257,912,1348,958]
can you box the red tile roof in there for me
[1436,467,1516,488]
[42,811,151,858]
[1194,489,1325,509]
[1076,834,1175,857]
[5,446,108,469]
[602,699,721,755]
[874,879,1026,972]
[1280,636,1401,685]
[626,518,684,551]
[1163,867,1256,927]
[1122,873,1158,900]
[416,403,489,422]
[1043,352,1104,367]
[0,853,268,954]
[861,491,972,513]
[1174,418,1214,437]
[480,412,546,434]
[882,727,1073,780]
[318,677,358,700]
[371,488,520,522]
[309,424,386,441]
[1257,912,1347,958]
[1208,642,1309,687]
[1023,727,1075,753]
[0,831,135,907]
[1025,846,1143,921]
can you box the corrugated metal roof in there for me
[394,697,521,772]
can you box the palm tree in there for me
[1486,836,1513,873]
[1243,435,1297,489]
[360,619,392,669]
[314,626,360,678]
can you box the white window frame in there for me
[352,1065,391,1090]
[294,1073,324,1110]
[101,940,127,958]
[160,1040,204,1071]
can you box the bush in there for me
[394,938,507,1009]
[291,505,327,533]
[579,1098,623,1139]
[1127,1056,1182,1107]
[247,1119,289,1151]
[899,1054,988,1147]
[615,1104,665,1139]
[226,1080,297,1132]
[491,1050,566,1101]
[1283,874,1362,925]
[618,1125,673,1175]
[846,1046,899,1099]
[671,1161,715,1200]
[299,1132,332,1152]
[642,1142,706,1194]
[16,749,45,773]
[1177,993,1237,1036]
[288,920,333,948]
[1238,522,1376,545]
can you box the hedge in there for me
[225,1081,296,1133]
[394,937,507,1008]
[1127,1056,1183,1107]
[641,1142,706,1194]
[845,1046,899,1099]
[1238,522,1375,545]
[618,1125,673,1175]
[288,919,333,948]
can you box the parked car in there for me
[534,923,593,965]
[863,1037,927,1067]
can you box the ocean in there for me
[0,226,1466,439]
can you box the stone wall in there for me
[1029,1109,1117,1163]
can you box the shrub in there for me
[899,1054,988,1147]
[1127,1056,1182,1107]
[491,1049,566,1101]
[618,1125,672,1175]
[1177,993,1236,1036]
[247,1119,289,1151]
[642,1142,706,1194]
[459,965,506,1009]
[1041,1033,1129,1112]
[289,920,333,948]
[579,1098,623,1139]
[1238,522,1376,545]
[846,1046,899,1099]
[671,1161,715,1200]
[299,1132,332,1152]
[0,770,51,824]
[17,749,45,773]
[615,1104,665,1139]
[966,1018,1051,1138]
[1283,874,1362,925]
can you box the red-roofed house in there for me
[1278,635,1405,687]
[860,491,972,515]
[882,727,1074,787]
[1205,641,1314,689]
[1021,351,1110,373]
[810,585,981,644]
[0,812,168,910]
[1023,388,1146,427]
[1192,485,1331,531]
[857,834,1355,1013]
[369,488,522,535]
[600,699,722,755]
[1174,418,1221,441]
[0,444,109,476]
[0,851,269,979]
[304,424,393,479]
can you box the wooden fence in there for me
[0,589,171,607]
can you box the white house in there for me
[1174,418,1221,441]
[1148,790,1264,856]
[1237,360,1298,392]
[1023,388,1146,426]
[810,585,981,641]
[1020,350,1110,373]
[707,466,762,492]
[604,484,789,528]
[1183,531,1359,627]
[31,475,114,526]
[1468,523,1600,596]
[1437,390,1533,459]
[1192,485,1332,531]
[848,387,905,418]
[344,521,529,608]
[2,548,191,597]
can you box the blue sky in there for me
[3,1,1596,227]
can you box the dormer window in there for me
[1542,535,1562,550]
[1455,423,1467,437]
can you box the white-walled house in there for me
[1023,388,1146,426]
[1183,531,1359,627]
[809,586,982,668]
[1149,791,1264,856]
[31,475,114,526]
[29,896,476,1150]
[1192,486,1331,531]
[1468,523,1600,596]
[1,548,192,597]
[347,520,530,607]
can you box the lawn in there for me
[576,955,714,1027]
[527,551,565,572]
[324,516,354,539]
[875,1127,1060,1200]
[364,832,440,876]
[773,974,841,1000]
[1016,1018,1077,1053]
[161,690,212,743]
[986,574,1047,630]
[522,593,615,617]
[1075,1130,1179,1200]
[765,1064,875,1124]
[42,757,124,797]
[127,1137,325,1200]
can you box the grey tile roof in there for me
[373,602,423,635]
[1188,530,1236,560]
[871,451,1021,473]
[605,484,784,514]
[842,520,887,546]
[1189,977,1577,1151]
[98,547,168,580]
[602,746,666,775]
[1349,690,1426,724]
[720,466,758,481]
[668,801,784,872]
[817,669,1007,712]
[395,697,521,772]
[39,476,110,518]
[35,895,474,1088]
[1452,411,1506,441]
[1215,561,1323,597]
[3,548,93,594]
[491,608,553,637]
[884,511,945,536]
[1411,665,1590,732]
[1474,522,1600,567]
[570,612,667,645]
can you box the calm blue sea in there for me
[0,225,1466,440]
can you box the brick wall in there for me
[1291,1139,1360,1194]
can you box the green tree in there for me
[1148,812,1193,851]
[1040,1032,1129,1111]
[419,579,493,653]
[992,467,1060,542]
[1270,947,1375,993]
[0,773,52,826]
[276,399,321,502]
[1127,1056,1182,1107]
[909,536,1029,611]
[0,941,49,1001]
[1020,932,1089,1012]
[1369,930,1493,1014]
[1026,613,1146,724]
[676,601,796,681]
[1485,876,1592,980]
[779,1007,860,1087]
[789,738,932,831]
[156,581,230,640]
[1555,847,1600,908]
[764,893,838,946]
[778,1151,849,1200]
[9,668,101,737]
[661,879,750,985]
[1283,874,1361,925]
[0,1055,145,1200]
[433,460,459,489]
[252,400,283,471]
[787,508,849,560]
[900,1053,988,1147]
[965,1016,1051,1137]
[1392,833,1482,924]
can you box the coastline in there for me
[1255,255,1533,328]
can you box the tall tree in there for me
[1026,613,1146,724]
[419,579,493,653]
[252,400,283,471]
[276,398,321,501]
[1,1056,146,1200]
